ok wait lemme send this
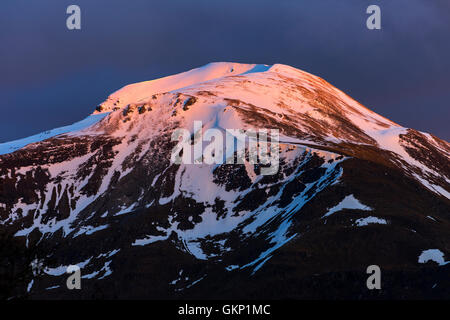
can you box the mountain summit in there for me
[1,62,449,299]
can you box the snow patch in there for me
[355,216,387,226]
[418,249,449,266]
[225,265,239,271]
[322,195,372,218]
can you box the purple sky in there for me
[1,0,449,142]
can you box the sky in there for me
[1,0,449,142]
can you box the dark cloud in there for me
[1,0,449,142]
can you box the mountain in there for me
[0,62,449,299]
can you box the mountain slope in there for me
[0,62,449,299]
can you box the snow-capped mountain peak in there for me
[94,62,272,114]
[1,62,449,299]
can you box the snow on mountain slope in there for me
[1,62,449,299]
[95,62,397,136]
[95,62,271,114]
[0,113,108,156]
[0,62,448,233]
[85,62,448,198]
[0,62,448,236]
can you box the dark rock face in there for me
[0,65,449,300]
